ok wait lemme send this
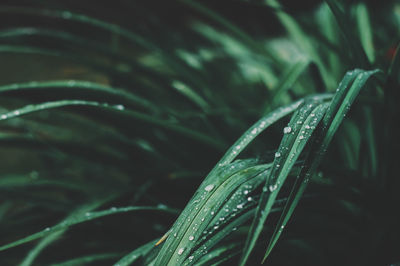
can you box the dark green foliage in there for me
[0,0,399,265]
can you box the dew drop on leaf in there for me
[283,126,292,134]
[204,184,215,192]
[178,248,185,255]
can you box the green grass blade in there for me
[261,69,379,262]
[155,161,270,265]
[0,80,158,113]
[356,3,375,63]
[0,100,119,121]
[0,206,177,252]
[239,100,330,266]
[20,230,65,266]
[0,100,224,150]
[215,99,305,168]
[171,80,210,111]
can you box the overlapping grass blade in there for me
[20,230,65,266]
[154,97,333,265]
[0,100,224,150]
[155,161,269,265]
[261,69,379,262]
[0,80,157,113]
[0,205,177,252]
[239,98,330,266]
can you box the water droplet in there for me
[204,184,215,192]
[237,203,244,209]
[305,125,310,129]
[251,128,257,134]
[114,104,125,110]
[1,114,7,119]
[269,184,278,192]
[211,211,215,215]
[243,190,249,195]
[178,248,185,255]
[110,207,117,211]
[13,110,20,115]
[189,236,194,241]
[44,227,50,232]
[283,126,292,134]
[274,152,281,158]
[85,212,91,217]
[247,197,253,201]
[189,255,194,261]
[299,135,304,140]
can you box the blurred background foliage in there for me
[0,0,399,265]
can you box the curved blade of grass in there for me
[155,161,269,265]
[0,206,177,252]
[113,239,158,266]
[171,80,210,112]
[261,69,379,262]
[0,100,224,150]
[0,100,119,121]
[239,100,330,266]
[0,80,158,114]
[20,230,65,266]
[154,95,331,265]
[17,199,114,266]
[185,168,270,265]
